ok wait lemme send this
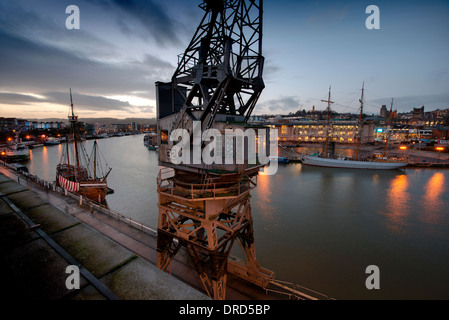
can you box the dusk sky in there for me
[1,0,448,119]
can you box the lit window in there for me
[281,125,287,135]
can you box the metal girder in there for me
[155,1,272,301]
[167,0,264,131]
[156,174,273,300]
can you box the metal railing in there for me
[267,279,335,300]
[157,169,254,200]
[1,159,157,236]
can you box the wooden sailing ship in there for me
[56,89,112,203]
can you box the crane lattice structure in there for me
[155,0,274,300]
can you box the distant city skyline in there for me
[1,0,448,119]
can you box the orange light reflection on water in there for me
[256,172,277,226]
[421,172,446,225]
[385,174,409,234]
[41,146,49,178]
[257,173,272,203]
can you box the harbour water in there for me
[24,134,449,299]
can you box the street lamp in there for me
[399,145,407,160]
[436,146,444,163]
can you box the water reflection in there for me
[385,174,410,234]
[256,173,276,223]
[20,136,449,299]
[28,150,35,173]
[42,146,49,178]
[421,172,446,226]
[257,173,272,200]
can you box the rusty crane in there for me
[154,0,326,300]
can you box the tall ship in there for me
[301,84,409,170]
[56,89,112,203]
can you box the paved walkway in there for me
[0,168,209,300]
[0,165,288,300]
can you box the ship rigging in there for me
[56,89,112,203]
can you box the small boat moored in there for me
[44,137,61,146]
[268,156,289,164]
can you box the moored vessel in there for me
[301,154,408,169]
[301,84,408,170]
[144,132,158,150]
[268,156,289,164]
[56,89,112,203]
[44,137,61,146]
[3,135,31,162]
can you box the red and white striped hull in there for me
[57,174,108,203]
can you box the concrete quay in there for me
[0,167,209,300]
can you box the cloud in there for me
[44,91,132,111]
[131,106,154,114]
[88,0,183,46]
[263,58,281,81]
[370,93,449,112]
[0,0,176,118]
[0,1,116,60]
[0,90,153,114]
[142,54,174,72]
[257,96,302,114]
[0,93,44,105]
[0,29,173,99]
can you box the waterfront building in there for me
[85,123,95,135]
[112,123,127,132]
[1,117,65,132]
[433,126,449,141]
[380,105,387,119]
[413,106,425,119]
[264,119,375,144]
[128,122,137,131]
[374,125,413,143]
[0,117,18,132]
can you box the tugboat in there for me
[56,89,112,203]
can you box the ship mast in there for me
[321,86,334,158]
[355,83,365,160]
[93,140,97,180]
[383,98,394,157]
[69,89,80,169]
[66,135,71,175]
